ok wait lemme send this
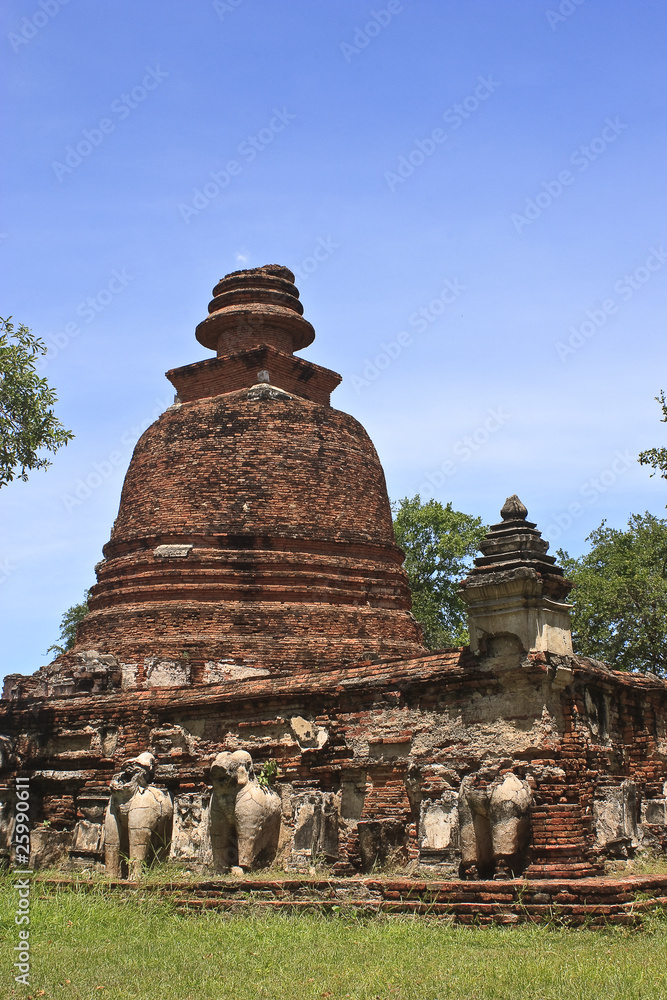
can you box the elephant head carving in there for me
[104,752,173,878]
[209,751,281,872]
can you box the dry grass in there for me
[605,853,667,877]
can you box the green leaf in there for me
[46,589,92,658]
[392,495,487,649]
[559,512,667,675]
[0,315,74,487]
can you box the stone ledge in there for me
[35,874,667,927]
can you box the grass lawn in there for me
[1,877,667,1000]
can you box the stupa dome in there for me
[74,265,425,677]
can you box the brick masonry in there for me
[2,648,666,879]
[62,264,424,672]
[1,265,666,890]
[36,874,667,927]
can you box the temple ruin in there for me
[1,265,666,881]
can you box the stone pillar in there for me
[460,495,573,656]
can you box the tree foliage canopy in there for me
[392,495,487,649]
[0,316,73,487]
[558,513,667,676]
[638,389,667,485]
[46,589,92,658]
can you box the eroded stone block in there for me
[203,661,271,684]
[69,788,109,866]
[290,716,328,749]
[419,791,459,862]
[594,781,638,856]
[153,544,193,558]
[340,773,366,823]
[71,820,104,856]
[144,659,191,688]
[357,819,408,872]
[121,662,138,690]
[30,828,73,870]
[641,798,666,826]
[171,793,212,864]
[150,725,196,755]
[292,791,338,861]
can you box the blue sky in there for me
[1,0,666,680]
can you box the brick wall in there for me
[2,649,666,877]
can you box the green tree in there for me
[0,316,73,487]
[392,495,487,649]
[639,389,667,485]
[46,589,92,657]
[558,513,667,676]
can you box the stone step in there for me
[172,896,642,926]
[36,874,667,927]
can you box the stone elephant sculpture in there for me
[459,771,532,879]
[104,752,173,878]
[209,750,281,872]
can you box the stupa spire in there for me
[167,264,340,406]
[195,264,315,357]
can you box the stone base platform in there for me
[37,874,667,927]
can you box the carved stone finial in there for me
[460,494,573,657]
[257,370,270,384]
[500,495,528,522]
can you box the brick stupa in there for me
[3,268,666,891]
[71,265,425,681]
